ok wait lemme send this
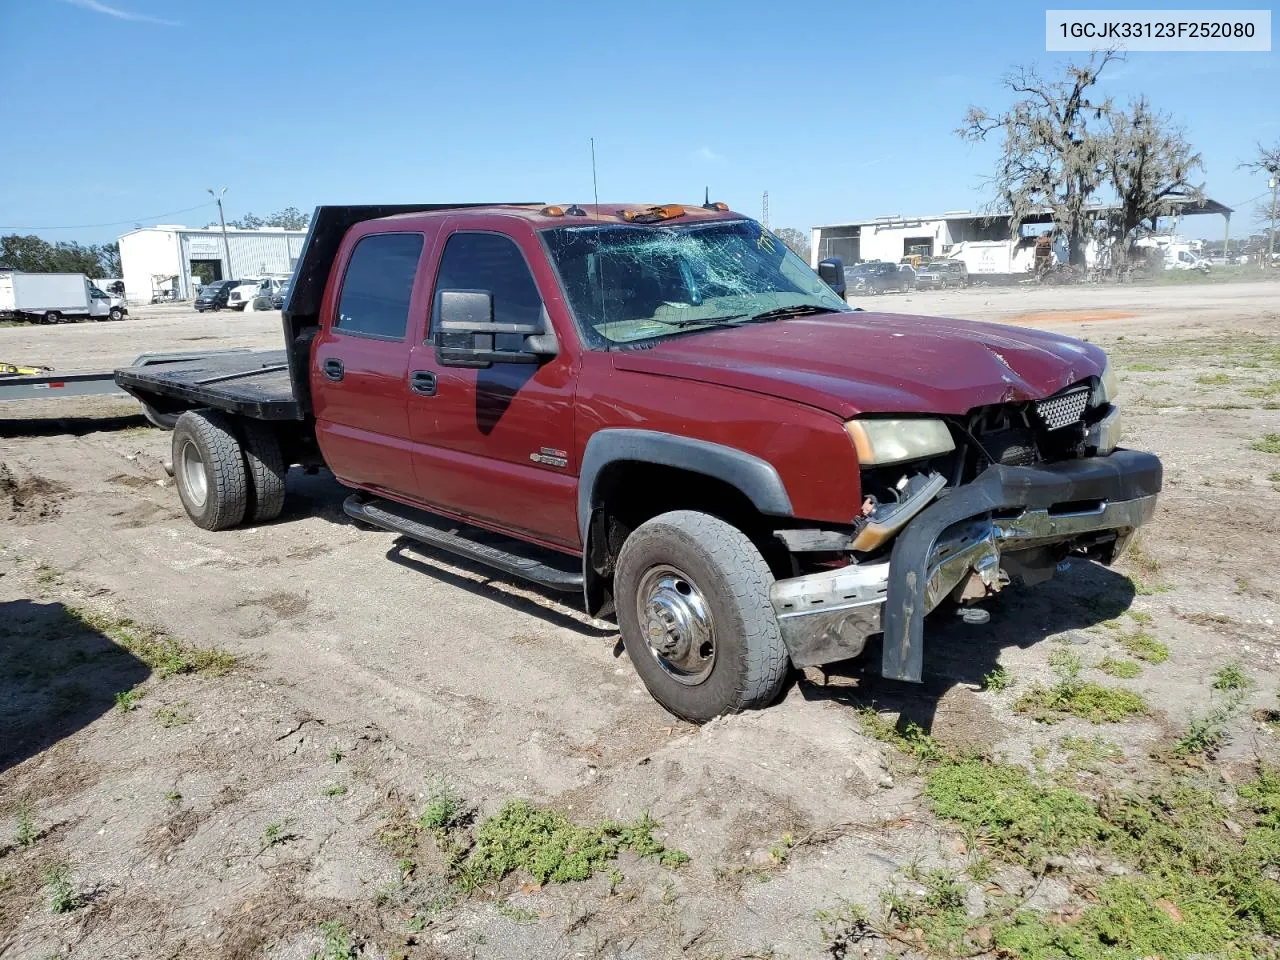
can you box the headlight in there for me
[845,418,955,466]
[1092,356,1119,407]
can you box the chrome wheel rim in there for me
[180,440,207,508]
[635,564,715,685]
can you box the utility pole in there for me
[1269,174,1278,268]
[761,190,769,229]
[208,186,232,280]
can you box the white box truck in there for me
[0,272,129,323]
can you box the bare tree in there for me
[1241,140,1280,263]
[1104,97,1203,261]
[772,227,811,263]
[959,51,1120,266]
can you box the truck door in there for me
[310,231,427,497]
[405,228,579,550]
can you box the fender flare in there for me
[577,429,795,542]
[577,429,794,615]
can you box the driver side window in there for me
[430,233,544,349]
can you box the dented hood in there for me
[611,311,1107,418]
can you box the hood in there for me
[611,311,1106,418]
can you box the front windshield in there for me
[542,219,849,347]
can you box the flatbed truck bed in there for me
[114,349,303,421]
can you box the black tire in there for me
[109,306,125,321]
[615,510,789,722]
[238,419,287,523]
[43,311,60,324]
[141,403,180,430]
[171,410,248,531]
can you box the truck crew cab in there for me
[117,203,1162,722]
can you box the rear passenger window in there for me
[430,233,544,344]
[335,233,423,339]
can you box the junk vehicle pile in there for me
[114,201,1161,722]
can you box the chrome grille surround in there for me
[1035,386,1090,431]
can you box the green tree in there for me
[226,208,310,230]
[96,241,121,277]
[772,227,811,263]
[959,51,1120,266]
[0,235,106,276]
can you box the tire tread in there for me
[172,410,248,530]
[239,419,287,523]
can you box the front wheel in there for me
[615,510,789,722]
[108,306,125,321]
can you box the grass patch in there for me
[1213,663,1252,692]
[1015,651,1149,724]
[67,606,238,677]
[322,783,348,798]
[1125,362,1166,372]
[1195,372,1231,385]
[815,900,875,954]
[982,666,1014,691]
[1252,433,1280,454]
[260,817,297,852]
[1096,656,1142,679]
[857,708,948,764]
[456,800,688,889]
[1117,630,1169,664]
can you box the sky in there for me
[1,0,1276,245]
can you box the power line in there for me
[0,201,216,232]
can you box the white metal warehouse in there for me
[117,224,307,304]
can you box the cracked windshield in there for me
[543,219,849,347]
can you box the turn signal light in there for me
[540,205,565,217]
[620,204,686,223]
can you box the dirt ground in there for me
[2,281,1279,959]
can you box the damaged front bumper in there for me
[769,448,1162,682]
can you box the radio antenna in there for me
[590,137,600,216]
[590,137,607,334]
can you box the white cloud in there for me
[63,0,180,26]
[693,146,724,163]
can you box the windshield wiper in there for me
[650,313,748,328]
[749,304,844,323]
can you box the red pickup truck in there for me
[116,202,1162,722]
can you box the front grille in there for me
[1035,386,1090,431]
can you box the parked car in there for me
[915,259,969,289]
[844,260,911,295]
[897,263,917,290]
[226,278,267,311]
[251,278,291,311]
[194,279,244,312]
[117,201,1160,723]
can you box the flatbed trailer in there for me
[114,350,302,421]
[1,350,255,426]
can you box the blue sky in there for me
[1,0,1275,244]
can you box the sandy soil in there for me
[2,281,1279,959]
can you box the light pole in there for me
[208,186,232,281]
[1269,174,1278,268]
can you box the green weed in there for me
[114,688,144,712]
[1173,691,1246,758]
[43,863,77,913]
[1196,372,1230,385]
[1096,656,1142,678]
[1252,433,1280,454]
[881,868,973,952]
[14,801,37,847]
[1212,663,1252,691]
[1016,651,1149,724]
[982,666,1014,691]
[1117,630,1169,664]
[857,708,948,763]
[260,817,297,852]
[1061,735,1123,771]
[310,920,356,960]
[494,899,540,924]
[456,801,688,889]
[417,776,460,830]
[152,701,193,727]
[815,900,874,954]
[323,783,348,798]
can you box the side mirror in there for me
[434,289,557,368]
[817,257,845,298]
